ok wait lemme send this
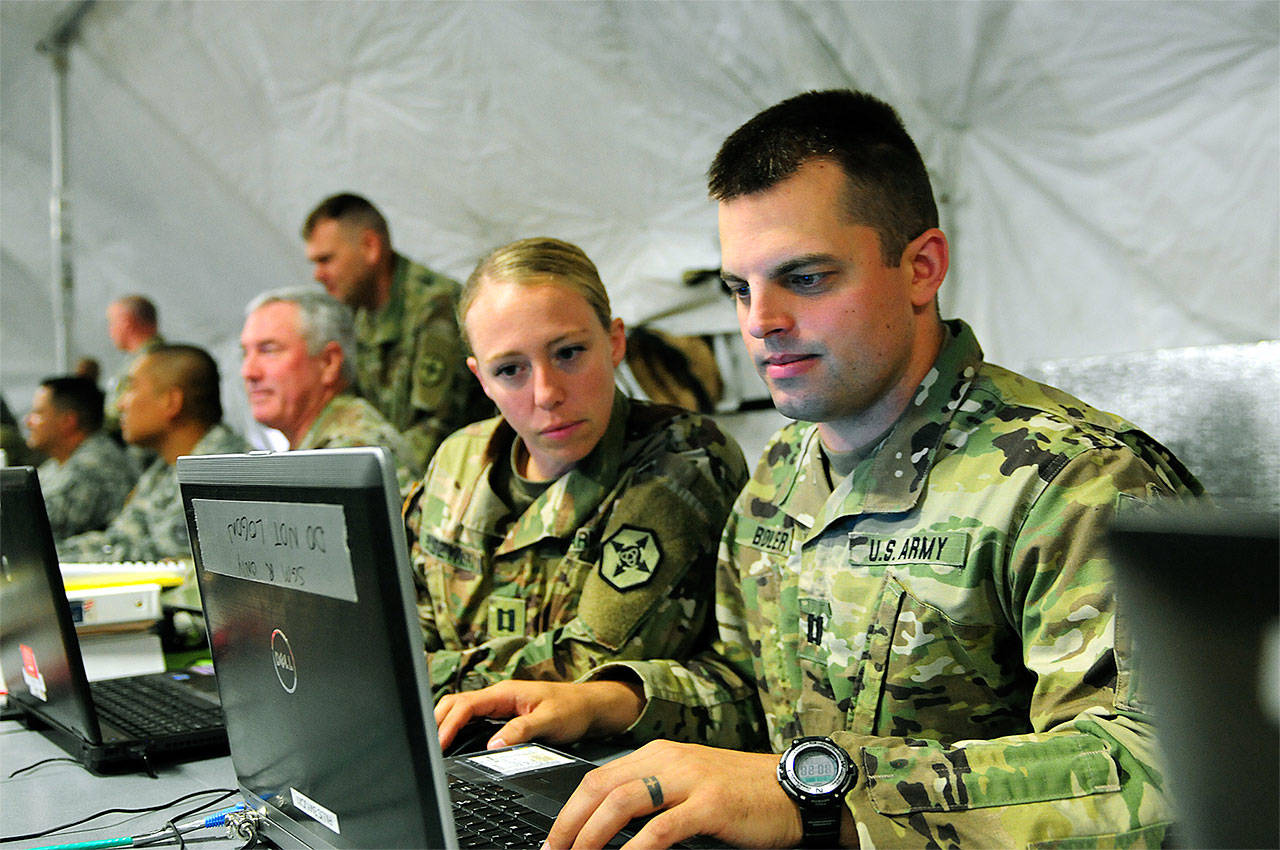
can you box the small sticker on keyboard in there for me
[464,744,576,776]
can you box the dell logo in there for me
[271,628,297,693]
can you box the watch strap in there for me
[799,799,843,848]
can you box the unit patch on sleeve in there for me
[600,525,663,591]
[418,355,446,388]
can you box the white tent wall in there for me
[2,0,1277,447]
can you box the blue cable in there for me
[28,803,247,850]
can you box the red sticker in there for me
[19,643,48,701]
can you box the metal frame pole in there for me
[37,0,96,373]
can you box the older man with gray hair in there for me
[240,286,416,492]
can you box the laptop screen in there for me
[177,448,455,850]
[1109,505,1279,850]
[0,466,103,743]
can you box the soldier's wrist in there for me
[583,676,646,737]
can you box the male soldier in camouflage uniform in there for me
[24,376,137,539]
[240,287,415,494]
[434,91,1202,849]
[404,237,749,699]
[60,344,248,562]
[102,294,164,437]
[302,193,488,470]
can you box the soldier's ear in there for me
[608,318,626,368]
[319,342,344,388]
[360,228,383,266]
[466,357,494,401]
[904,228,948,308]
[161,385,185,421]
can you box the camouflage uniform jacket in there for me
[404,391,748,697]
[603,321,1202,849]
[38,431,139,540]
[293,393,416,496]
[58,423,249,562]
[355,253,487,472]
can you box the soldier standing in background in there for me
[102,294,163,439]
[302,193,488,471]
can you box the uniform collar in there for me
[181,422,242,465]
[776,320,985,538]
[473,390,629,555]
[358,253,409,345]
[293,393,348,451]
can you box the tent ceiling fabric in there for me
[2,1,1277,424]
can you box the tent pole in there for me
[48,48,71,373]
[37,0,95,374]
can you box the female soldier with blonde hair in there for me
[403,237,748,707]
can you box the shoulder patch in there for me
[600,525,663,591]
[418,355,446,387]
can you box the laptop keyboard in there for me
[449,776,556,849]
[90,676,223,739]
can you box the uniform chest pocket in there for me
[798,530,1000,738]
[731,517,799,696]
[846,567,1030,742]
[542,553,594,628]
[795,570,908,734]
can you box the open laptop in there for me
[178,447,658,850]
[1109,504,1279,850]
[0,466,227,774]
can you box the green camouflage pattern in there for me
[58,423,249,562]
[37,431,139,540]
[354,253,489,471]
[404,391,748,697]
[603,320,1201,849]
[293,393,417,496]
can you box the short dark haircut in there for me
[708,89,938,264]
[39,375,105,433]
[301,192,392,246]
[143,344,223,427]
[115,294,158,329]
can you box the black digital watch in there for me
[776,736,857,848]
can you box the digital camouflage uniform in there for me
[355,254,487,472]
[293,393,416,497]
[601,321,1202,849]
[37,431,139,540]
[404,391,748,698]
[58,423,249,562]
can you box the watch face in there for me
[793,748,841,789]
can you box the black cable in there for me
[165,819,186,850]
[0,786,236,843]
[161,788,240,829]
[6,756,79,778]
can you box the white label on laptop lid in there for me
[192,499,357,603]
[464,744,577,776]
[290,787,340,835]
